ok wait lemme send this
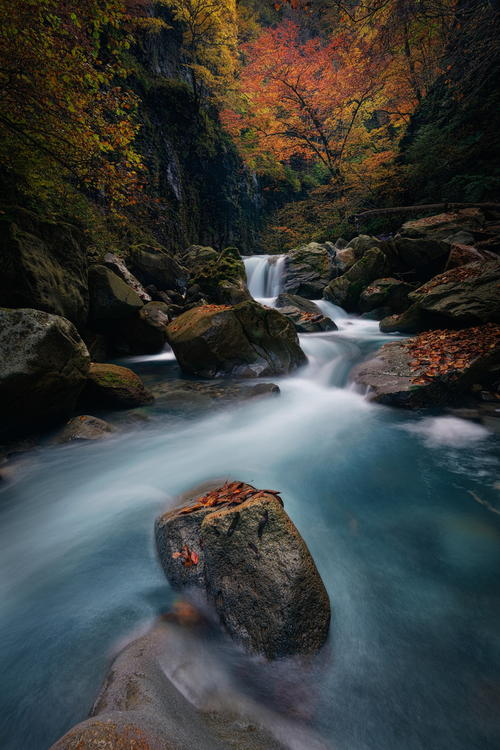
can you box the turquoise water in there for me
[1,276,500,749]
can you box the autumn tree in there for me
[0,0,145,207]
[222,21,418,200]
[162,0,238,109]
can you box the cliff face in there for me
[129,28,262,254]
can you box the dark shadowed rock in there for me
[166,301,306,378]
[395,236,449,270]
[102,252,152,302]
[359,278,415,314]
[52,415,116,444]
[0,208,89,330]
[131,246,189,293]
[80,364,153,409]
[324,248,391,310]
[155,482,331,659]
[119,302,170,353]
[88,265,143,324]
[0,308,90,440]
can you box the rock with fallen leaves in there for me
[407,260,500,325]
[352,324,500,408]
[156,481,331,659]
[166,301,306,378]
[275,293,337,333]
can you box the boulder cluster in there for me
[0,211,307,442]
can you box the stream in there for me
[1,255,500,749]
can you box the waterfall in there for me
[243,254,286,300]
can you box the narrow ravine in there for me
[1,257,499,750]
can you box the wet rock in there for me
[102,253,152,302]
[276,293,321,314]
[166,301,306,378]
[352,328,500,409]
[278,306,337,333]
[378,302,452,334]
[361,306,392,321]
[88,266,143,324]
[152,380,280,414]
[284,242,336,298]
[359,277,415,314]
[276,293,337,330]
[52,415,116,444]
[49,627,232,750]
[80,364,153,409]
[408,260,500,325]
[155,482,331,659]
[324,248,391,311]
[119,302,170,354]
[130,245,189,293]
[0,308,90,440]
[0,208,89,330]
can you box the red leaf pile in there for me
[407,324,500,385]
[178,480,283,517]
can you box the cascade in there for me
[1,287,499,750]
[243,254,286,299]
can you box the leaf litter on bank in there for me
[407,323,500,386]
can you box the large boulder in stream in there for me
[87,265,143,325]
[118,301,170,353]
[324,248,390,311]
[0,308,90,440]
[284,242,336,298]
[79,363,153,409]
[0,208,89,330]
[155,482,331,659]
[130,245,189,293]
[49,626,234,750]
[359,278,415,314]
[352,324,500,408]
[379,260,500,334]
[166,301,307,378]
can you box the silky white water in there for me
[1,264,500,750]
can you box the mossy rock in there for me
[80,364,153,409]
[189,247,246,298]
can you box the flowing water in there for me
[1,258,500,749]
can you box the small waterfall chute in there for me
[243,255,286,300]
